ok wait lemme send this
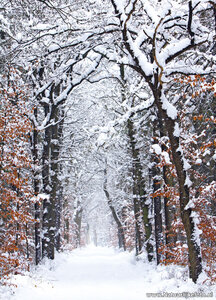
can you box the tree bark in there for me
[127,107,154,260]
[50,105,64,252]
[31,109,41,265]
[154,89,202,283]
[127,117,144,255]
[152,165,163,265]
[163,165,177,248]
[42,111,55,260]
[151,131,163,264]
[158,116,176,249]
[140,193,153,262]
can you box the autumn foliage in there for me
[155,75,216,283]
[0,81,34,279]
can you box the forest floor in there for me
[1,245,215,300]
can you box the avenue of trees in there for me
[0,0,215,284]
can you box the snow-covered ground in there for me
[1,246,215,300]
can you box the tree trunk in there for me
[42,116,55,260]
[31,112,41,265]
[127,115,154,258]
[154,89,202,283]
[74,202,83,247]
[158,116,176,249]
[50,106,63,252]
[64,217,70,244]
[140,193,153,262]
[151,141,163,265]
[163,165,177,248]
[55,185,63,251]
[127,117,144,255]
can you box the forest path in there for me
[5,245,205,300]
[9,246,154,300]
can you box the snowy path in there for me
[10,246,149,300]
[2,246,215,300]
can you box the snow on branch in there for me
[54,55,102,105]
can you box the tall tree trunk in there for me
[151,137,163,265]
[158,116,176,250]
[55,184,63,251]
[163,165,177,248]
[119,64,141,253]
[50,119,59,252]
[42,114,55,259]
[127,111,153,259]
[154,88,202,283]
[50,106,63,252]
[31,110,41,265]
[42,82,63,258]
[127,117,144,255]
[140,192,154,262]
[133,190,143,255]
